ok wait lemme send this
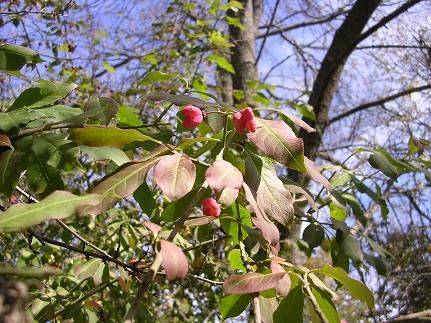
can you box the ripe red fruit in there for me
[182,105,203,128]
[202,198,221,218]
[233,107,257,134]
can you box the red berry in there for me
[182,105,203,128]
[202,198,221,218]
[233,107,256,134]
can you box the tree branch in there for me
[384,310,431,322]
[255,0,280,64]
[123,183,208,323]
[257,9,349,39]
[328,84,431,125]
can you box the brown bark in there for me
[228,0,263,103]
[302,0,381,160]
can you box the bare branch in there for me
[257,9,349,39]
[328,84,431,125]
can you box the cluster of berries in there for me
[181,105,257,134]
[181,105,257,218]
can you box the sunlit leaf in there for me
[314,265,374,308]
[247,118,305,172]
[68,127,158,148]
[9,80,77,110]
[310,287,339,323]
[270,261,291,296]
[0,43,43,71]
[219,294,250,321]
[154,154,196,200]
[0,191,101,232]
[224,272,287,295]
[80,145,130,166]
[85,157,163,215]
[160,240,189,282]
[244,151,294,226]
[207,53,235,73]
[205,160,243,193]
[304,157,331,190]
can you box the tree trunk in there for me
[228,0,263,103]
[302,0,381,160]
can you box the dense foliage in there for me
[0,1,430,322]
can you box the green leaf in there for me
[207,54,235,73]
[74,258,104,284]
[364,254,387,276]
[0,266,59,278]
[0,191,101,232]
[247,118,306,173]
[68,127,158,148]
[366,237,394,259]
[228,249,246,272]
[84,157,163,215]
[145,91,219,109]
[219,294,250,321]
[273,285,304,323]
[310,287,339,323]
[117,105,141,126]
[80,145,130,166]
[314,265,374,308]
[368,152,399,181]
[220,204,252,245]
[9,80,78,110]
[139,71,188,88]
[342,193,367,227]
[294,103,316,121]
[176,137,221,150]
[102,62,115,73]
[338,235,364,263]
[0,43,43,71]
[244,151,294,226]
[134,181,158,216]
[0,150,25,196]
[0,105,83,132]
[302,223,325,249]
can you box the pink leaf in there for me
[223,272,287,295]
[154,154,196,200]
[282,112,316,133]
[205,160,243,193]
[270,261,291,297]
[304,157,332,191]
[160,240,189,282]
[247,118,305,173]
[244,152,294,226]
[243,182,280,247]
[143,221,161,235]
[218,186,239,207]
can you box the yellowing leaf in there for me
[68,127,158,148]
